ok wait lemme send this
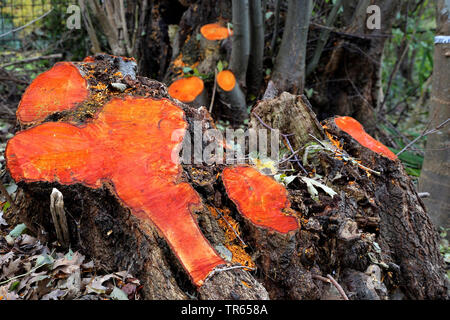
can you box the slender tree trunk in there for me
[418,0,450,239]
[271,0,312,94]
[230,0,250,87]
[247,0,264,96]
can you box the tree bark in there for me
[230,0,250,87]
[418,0,450,239]
[271,0,312,94]
[247,0,265,96]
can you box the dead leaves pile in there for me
[0,223,141,300]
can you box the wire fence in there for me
[0,0,80,122]
[0,0,55,50]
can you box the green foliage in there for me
[380,1,435,179]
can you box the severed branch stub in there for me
[49,188,70,248]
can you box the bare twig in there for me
[396,118,450,156]
[310,22,392,40]
[312,274,331,283]
[270,0,281,52]
[252,112,308,174]
[212,205,247,247]
[209,69,218,114]
[0,9,53,39]
[206,265,256,281]
[327,274,349,300]
[1,54,62,68]
[306,0,343,76]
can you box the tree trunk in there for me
[5,55,448,300]
[418,0,450,239]
[247,0,265,96]
[230,0,250,87]
[271,0,312,94]
[309,0,400,135]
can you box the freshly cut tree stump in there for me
[7,54,268,299]
[5,55,448,300]
[322,117,448,299]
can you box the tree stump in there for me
[4,55,448,300]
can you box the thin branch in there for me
[310,22,392,40]
[327,274,349,300]
[396,118,450,156]
[212,205,247,247]
[270,0,281,53]
[312,274,331,283]
[252,112,308,175]
[206,265,256,281]
[378,40,410,113]
[1,54,62,68]
[306,0,343,76]
[209,69,218,114]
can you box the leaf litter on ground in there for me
[0,221,141,300]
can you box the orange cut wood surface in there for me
[217,70,236,91]
[222,166,299,233]
[334,116,397,161]
[200,23,232,40]
[168,76,204,103]
[17,62,89,124]
[6,96,224,286]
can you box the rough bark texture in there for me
[5,55,448,300]
[250,92,325,151]
[324,118,448,299]
[418,0,450,239]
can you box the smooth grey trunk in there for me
[247,0,265,96]
[270,0,282,52]
[418,0,450,239]
[271,0,313,94]
[230,0,250,86]
[218,83,248,123]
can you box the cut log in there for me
[216,70,248,122]
[5,55,448,300]
[8,96,226,286]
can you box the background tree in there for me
[418,0,450,239]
